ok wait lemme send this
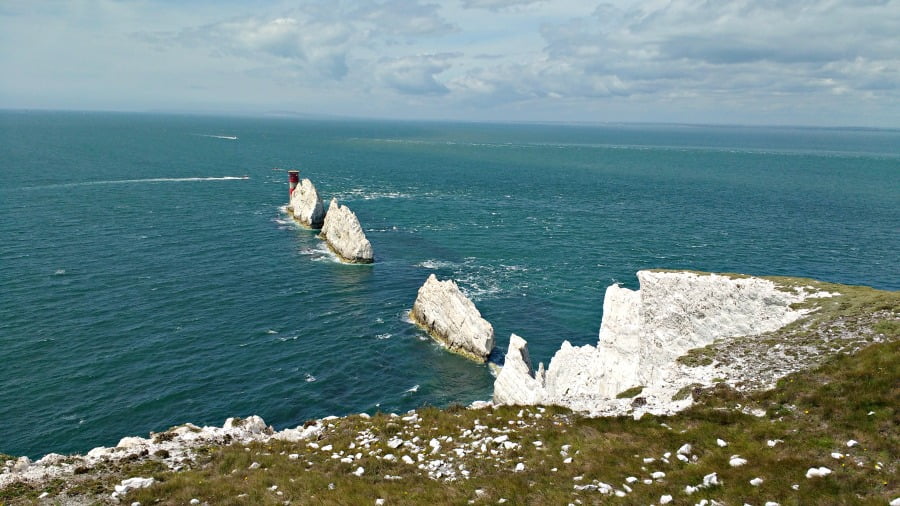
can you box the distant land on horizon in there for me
[3,107,899,132]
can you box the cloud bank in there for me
[1,0,898,126]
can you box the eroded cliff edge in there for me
[494,270,850,415]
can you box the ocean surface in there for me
[1,111,898,459]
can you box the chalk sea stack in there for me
[319,198,374,264]
[494,270,838,414]
[410,274,495,363]
[288,178,325,229]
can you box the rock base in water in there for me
[410,274,495,363]
[288,178,325,229]
[319,198,374,263]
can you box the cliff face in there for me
[288,179,326,229]
[494,270,831,414]
[410,274,495,363]
[319,199,374,263]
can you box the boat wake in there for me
[195,134,238,140]
[16,177,249,191]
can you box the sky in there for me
[2,0,899,127]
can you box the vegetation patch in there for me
[615,385,645,398]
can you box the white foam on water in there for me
[195,134,238,140]
[416,259,458,270]
[305,374,316,383]
[334,188,412,201]
[405,384,420,393]
[375,333,392,340]
[19,177,249,191]
[54,269,66,275]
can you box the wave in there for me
[334,188,412,201]
[416,259,458,270]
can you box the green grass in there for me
[615,385,645,399]
[2,340,893,505]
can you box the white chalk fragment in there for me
[717,438,728,447]
[651,471,666,479]
[846,439,859,448]
[750,477,764,486]
[352,466,365,476]
[831,452,843,459]
[805,467,832,479]
[677,443,692,455]
[660,494,673,504]
[729,455,748,467]
[514,462,525,472]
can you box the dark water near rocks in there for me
[1,111,897,458]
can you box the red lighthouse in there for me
[288,170,300,197]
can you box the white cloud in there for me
[378,53,458,95]
[460,0,546,10]
[1,0,898,125]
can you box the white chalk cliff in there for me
[288,178,326,229]
[319,198,374,264]
[0,415,324,491]
[410,274,495,363]
[494,270,830,414]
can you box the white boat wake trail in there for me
[195,134,238,140]
[17,177,249,191]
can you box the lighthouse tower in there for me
[288,170,300,197]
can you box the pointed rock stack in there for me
[319,198,374,264]
[288,178,326,229]
[410,274,495,363]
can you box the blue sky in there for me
[2,0,899,126]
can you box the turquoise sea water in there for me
[1,111,898,459]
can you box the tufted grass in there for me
[2,340,889,505]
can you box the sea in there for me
[1,110,898,459]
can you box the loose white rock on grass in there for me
[729,455,748,467]
[805,467,832,478]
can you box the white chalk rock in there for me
[114,477,154,495]
[494,334,546,404]
[805,466,832,479]
[320,199,374,263]
[410,274,495,362]
[288,178,326,229]
[12,457,31,473]
[117,437,149,450]
[223,415,268,434]
[493,270,816,410]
